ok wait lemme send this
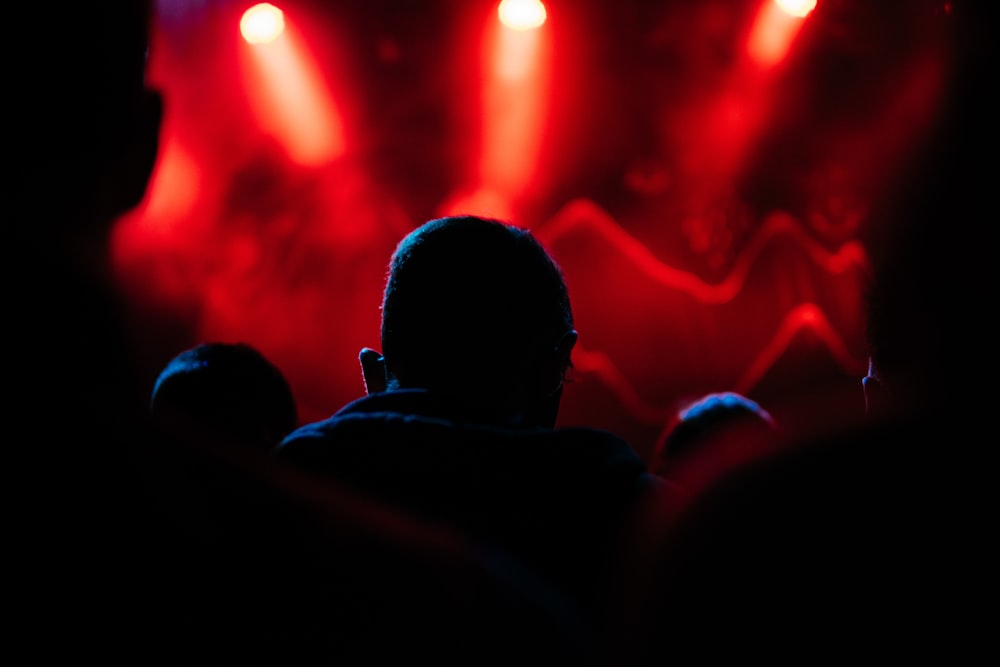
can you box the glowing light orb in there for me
[774,0,817,18]
[240,3,285,44]
[497,0,547,31]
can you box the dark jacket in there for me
[276,388,664,624]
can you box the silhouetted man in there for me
[278,215,666,649]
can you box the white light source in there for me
[240,3,285,45]
[497,0,547,31]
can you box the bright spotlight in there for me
[498,0,547,31]
[774,0,817,18]
[241,3,285,45]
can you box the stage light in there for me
[477,0,551,210]
[497,0,547,31]
[774,0,817,18]
[241,3,285,45]
[748,0,813,66]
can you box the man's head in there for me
[151,342,299,451]
[12,2,163,245]
[361,215,578,427]
[655,392,779,467]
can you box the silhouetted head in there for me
[361,215,578,427]
[12,1,162,248]
[151,342,298,451]
[655,392,778,466]
[651,391,781,488]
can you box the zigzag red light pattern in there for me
[537,199,869,436]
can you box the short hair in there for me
[151,342,298,449]
[654,392,779,469]
[380,215,574,396]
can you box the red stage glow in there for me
[466,1,552,216]
[111,1,955,457]
[238,8,345,166]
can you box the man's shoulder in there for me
[276,398,653,484]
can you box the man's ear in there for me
[557,330,578,364]
[359,347,387,395]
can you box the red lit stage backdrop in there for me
[113,0,954,461]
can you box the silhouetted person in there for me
[8,2,167,657]
[650,391,781,503]
[613,3,990,662]
[143,341,298,554]
[7,6,589,663]
[150,341,299,451]
[277,215,666,651]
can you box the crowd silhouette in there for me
[9,0,989,663]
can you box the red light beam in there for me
[239,7,345,166]
[747,0,815,67]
